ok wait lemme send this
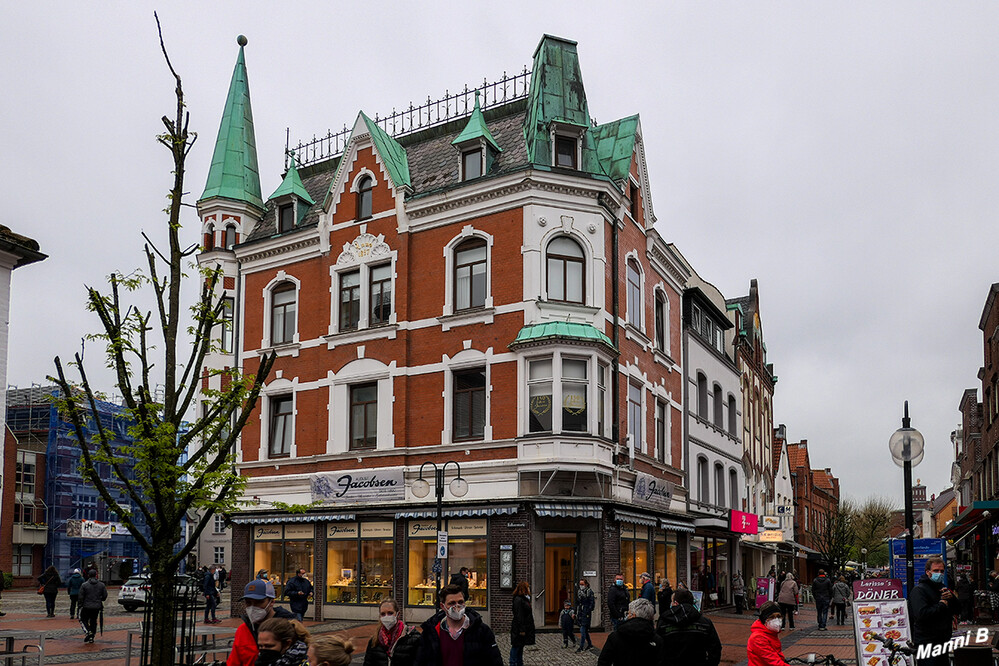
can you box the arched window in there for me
[729,469,739,509]
[357,175,373,220]
[697,456,708,503]
[546,237,585,303]
[224,224,237,250]
[626,259,641,326]
[270,282,297,345]
[454,238,487,310]
[714,463,725,506]
[713,384,723,428]
[204,224,215,251]
[728,395,737,435]
[697,372,708,420]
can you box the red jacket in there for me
[226,623,257,666]
[747,620,789,666]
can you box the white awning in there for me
[614,509,658,527]
[661,518,696,534]
[231,512,356,525]
[534,503,603,519]
[395,505,519,519]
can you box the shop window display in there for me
[620,524,649,601]
[654,535,679,587]
[325,522,394,605]
[252,524,314,598]
[407,519,488,608]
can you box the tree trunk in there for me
[147,554,179,666]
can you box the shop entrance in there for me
[544,532,577,625]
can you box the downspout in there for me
[611,205,621,471]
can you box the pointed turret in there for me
[200,35,263,211]
[452,92,501,153]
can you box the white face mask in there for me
[446,605,466,621]
[246,605,269,625]
[766,619,782,633]
[380,614,397,629]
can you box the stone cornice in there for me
[236,234,320,265]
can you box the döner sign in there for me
[311,469,405,504]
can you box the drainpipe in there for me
[611,209,621,464]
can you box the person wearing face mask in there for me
[509,581,535,666]
[575,578,595,652]
[656,588,721,666]
[228,579,297,666]
[607,574,630,630]
[597,598,662,665]
[254,617,310,666]
[416,583,502,666]
[908,557,957,666]
[363,599,421,666]
[747,601,791,666]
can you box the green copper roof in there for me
[511,321,616,351]
[200,39,263,209]
[524,35,592,167]
[268,163,315,205]
[452,93,502,153]
[590,115,639,182]
[361,113,411,188]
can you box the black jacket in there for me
[284,576,314,614]
[362,627,422,666]
[811,575,833,603]
[510,595,536,647]
[597,617,663,666]
[657,584,674,611]
[656,603,722,666]
[576,586,596,624]
[416,608,502,666]
[38,571,62,595]
[607,584,630,620]
[908,574,955,647]
[78,577,108,610]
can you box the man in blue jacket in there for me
[283,569,314,622]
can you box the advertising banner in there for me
[632,473,674,511]
[759,530,784,543]
[311,469,405,505]
[81,520,112,540]
[762,516,781,529]
[730,510,759,534]
[852,579,912,666]
[755,576,774,608]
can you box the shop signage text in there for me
[632,472,674,510]
[254,525,283,540]
[730,510,759,534]
[284,524,315,539]
[311,469,405,505]
[759,529,784,542]
[762,516,780,528]
[327,523,359,539]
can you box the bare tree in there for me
[814,498,856,575]
[49,15,274,665]
[851,495,898,567]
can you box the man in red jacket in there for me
[227,579,296,666]
[747,601,792,666]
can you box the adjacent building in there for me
[785,438,840,579]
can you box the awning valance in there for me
[661,518,696,534]
[940,501,999,539]
[395,505,519,519]
[231,512,356,525]
[534,503,603,519]
[614,509,657,527]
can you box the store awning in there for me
[534,503,603,519]
[785,540,821,555]
[940,501,999,539]
[231,512,356,525]
[395,505,519,519]
[614,509,657,527]
[661,518,696,534]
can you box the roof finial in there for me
[237,35,247,47]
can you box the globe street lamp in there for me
[412,461,469,600]
[888,401,924,593]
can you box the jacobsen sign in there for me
[311,469,405,505]
[632,472,674,510]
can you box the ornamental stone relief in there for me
[336,232,391,266]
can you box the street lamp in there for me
[888,401,924,593]
[861,548,868,580]
[411,461,469,600]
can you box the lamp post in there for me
[411,461,469,601]
[861,548,868,580]
[889,401,924,593]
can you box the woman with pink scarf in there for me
[363,599,422,666]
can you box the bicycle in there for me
[788,653,849,666]
[869,631,917,666]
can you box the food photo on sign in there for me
[852,579,913,666]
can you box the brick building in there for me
[198,35,703,627]
[785,439,840,579]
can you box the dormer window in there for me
[462,149,483,181]
[278,204,295,233]
[357,176,373,220]
[555,135,578,169]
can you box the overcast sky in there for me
[5,2,998,507]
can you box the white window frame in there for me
[259,377,297,461]
[331,242,398,334]
[628,382,644,456]
[541,233,591,307]
[653,287,670,355]
[214,514,226,534]
[329,358,394,454]
[443,228,493,316]
[213,546,226,565]
[13,544,32,576]
[521,350,603,437]
[458,142,486,181]
[261,272,301,348]
[219,296,234,354]
[550,122,584,170]
[626,257,644,329]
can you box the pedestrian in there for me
[607,574,630,630]
[309,635,355,666]
[639,572,657,613]
[203,564,220,623]
[38,565,62,618]
[362,599,421,666]
[219,565,228,591]
[575,577,595,652]
[78,569,107,643]
[776,573,798,630]
[256,569,270,580]
[447,567,470,601]
[909,557,957,666]
[559,600,576,648]
[732,572,746,615]
[67,568,85,619]
[509,581,535,666]
[256,617,310,666]
[811,569,833,631]
[747,601,791,666]
[656,588,722,666]
[284,568,314,622]
[831,576,851,626]
[658,577,674,612]
[416,583,503,666]
[228,579,297,666]
[597,598,663,666]
[767,566,777,579]
[955,573,973,624]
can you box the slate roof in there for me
[931,487,955,515]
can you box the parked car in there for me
[118,574,198,612]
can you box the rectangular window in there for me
[656,401,667,463]
[15,452,36,495]
[369,264,392,325]
[278,204,295,233]
[453,368,486,441]
[13,544,32,576]
[253,535,314,599]
[350,383,378,450]
[562,358,588,432]
[620,525,650,601]
[269,395,293,457]
[654,535,678,591]
[339,270,361,331]
[555,135,577,169]
[627,263,642,326]
[271,285,296,345]
[655,297,666,351]
[630,181,640,219]
[407,520,487,608]
[462,149,482,180]
[214,514,226,534]
[628,383,643,453]
[214,546,225,565]
[528,359,553,433]
[220,296,234,353]
[454,241,487,310]
[597,363,607,438]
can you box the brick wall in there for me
[600,516,620,631]
[488,514,531,632]
[230,523,252,617]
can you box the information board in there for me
[889,538,945,594]
[852,579,913,666]
[756,576,775,609]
